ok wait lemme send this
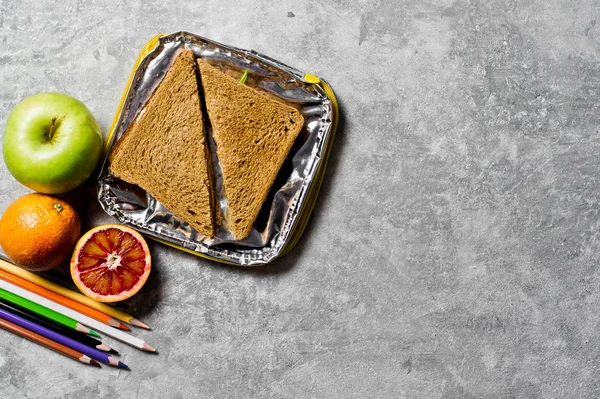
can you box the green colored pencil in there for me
[0,288,100,338]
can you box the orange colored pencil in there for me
[0,269,129,331]
[0,317,100,366]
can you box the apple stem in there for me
[48,117,57,141]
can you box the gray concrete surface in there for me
[0,0,599,397]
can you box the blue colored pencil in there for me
[0,307,127,369]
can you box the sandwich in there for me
[109,50,219,238]
[197,59,304,240]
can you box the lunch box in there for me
[98,32,338,266]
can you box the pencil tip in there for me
[142,342,156,352]
[109,348,120,355]
[88,330,102,339]
[90,359,101,367]
[118,361,130,370]
[97,343,112,352]
[76,324,91,334]
[107,319,121,328]
[108,356,125,368]
[81,355,98,366]
[118,323,130,331]
[129,318,151,329]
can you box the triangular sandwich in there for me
[197,59,304,240]
[109,50,219,238]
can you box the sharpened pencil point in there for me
[88,330,102,339]
[142,342,156,352]
[108,356,126,368]
[96,343,112,352]
[80,355,94,365]
[107,318,121,328]
[76,324,91,334]
[90,359,101,367]
[118,322,130,331]
[129,318,150,329]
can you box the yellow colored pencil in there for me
[0,257,149,329]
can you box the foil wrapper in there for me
[98,32,335,266]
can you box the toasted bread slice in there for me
[197,59,304,240]
[109,50,218,238]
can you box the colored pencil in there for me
[0,299,115,353]
[0,279,156,352]
[0,257,149,329]
[0,317,100,367]
[0,287,99,338]
[0,268,128,330]
[0,307,127,369]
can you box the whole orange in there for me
[0,193,81,271]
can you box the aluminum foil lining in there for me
[97,32,334,266]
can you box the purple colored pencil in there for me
[0,307,127,369]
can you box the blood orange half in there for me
[70,224,151,303]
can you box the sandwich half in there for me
[197,59,304,240]
[109,50,219,238]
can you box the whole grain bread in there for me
[109,50,219,238]
[197,59,305,240]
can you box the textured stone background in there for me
[0,0,600,397]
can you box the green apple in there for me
[3,92,103,194]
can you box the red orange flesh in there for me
[70,225,151,302]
